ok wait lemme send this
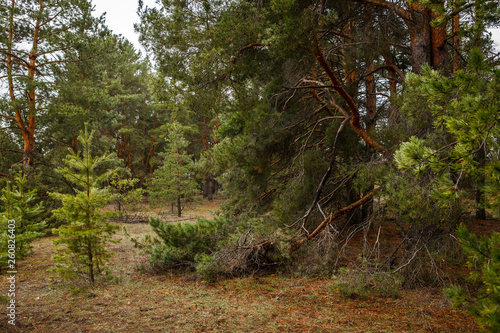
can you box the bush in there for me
[108,176,143,213]
[146,217,232,268]
[129,215,297,280]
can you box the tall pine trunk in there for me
[405,2,448,74]
[358,0,449,73]
[452,3,461,73]
[6,0,40,168]
[177,195,181,217]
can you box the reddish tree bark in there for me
[145,114,157,174]
[352,0,449,73]
[383,54,399,118]
[365,61,377,133]
[452,2,461,72]
[4,0,44,167]
[429,1,448,73]
[312,40,386,153]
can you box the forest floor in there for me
[0,197,487,332]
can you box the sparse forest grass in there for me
[0,198,484,332]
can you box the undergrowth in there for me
[331,267,403,299]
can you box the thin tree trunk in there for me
[145,114,157,174]
[365,61,376,134]
[362,61,377,221]
[452,2,461,73]
[88,242,95,284]
[24,0,43,167]
[383,54,398,119]
[177,195,181,217]
[348,180,361,225]
[475,148,486,220]
[175,134,182,217]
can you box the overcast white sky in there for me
[493,29,500,51]
[92,0,158,53]
[92,0,500,54]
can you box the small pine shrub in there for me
[445,224,500,332]
[146,217,232,268]
[147,121,198,217]
[50,125,120,284]
[194,253,218,282]
[0,172,46,271]
[129,215,296,280]
[108,176,143,213]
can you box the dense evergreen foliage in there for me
[148,120,199,216]
[50,125,120,283]
[1,0,500,329]
[0,173,46,271]
[445,224,500,331]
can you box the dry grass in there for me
[0,197,481,332]
[108,196,225,224]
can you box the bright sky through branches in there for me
[491,28,500,50]
[92,0,158,54]
[92,0,500,53]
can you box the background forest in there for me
[1,0,500,331]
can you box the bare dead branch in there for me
[292,186,380,251]
[297,116,351,227]
[0,147,23,154]
[312,37,386,153]
[360,64,406,82]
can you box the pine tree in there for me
[394,47,500,329]
[46,34,157,181]
[137,0,390,225]
[148,120,198,217]
[445,224,500,332]
[396,50,500,220]
[108,176,142,213]
[0,0,99,168]
[50,124,120,284]
[0,172,46,271]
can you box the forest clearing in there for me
[0,197,488,332]
[1,0,500,332]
